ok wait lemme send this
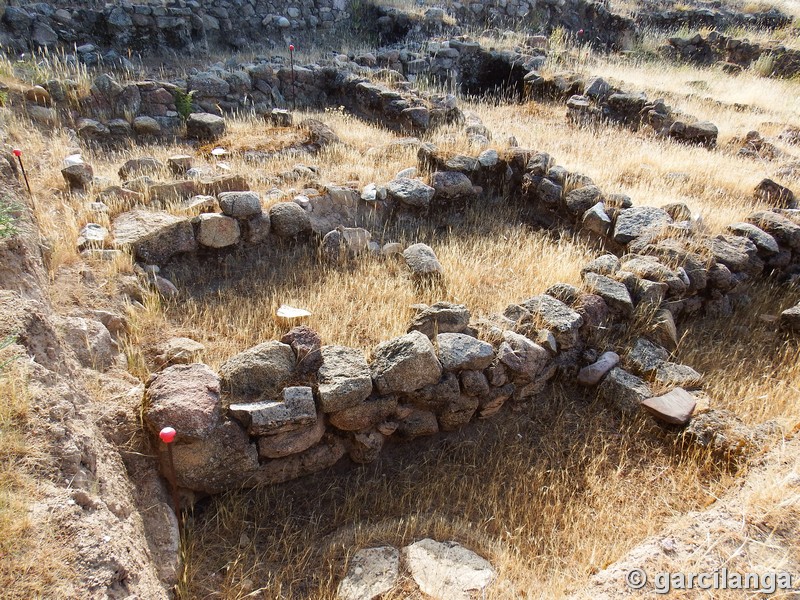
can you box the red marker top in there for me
[159,426,177,443]
[578,29,584,35]
[12,149,21,157]
[289,44,295,51]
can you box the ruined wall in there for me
[108,131,798,496]
[660,30,800,79]
[0,0,352,54]
[0,0,637,58]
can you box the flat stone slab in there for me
[642,387,697,425]
[112,209,197,264]
[403,539,495,600]
[337,547,400,600]
[256,413,326,459]
[229,386,316,435]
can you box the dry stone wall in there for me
[23,59,462,140]
[122,129,798,497]
[1,0,352,54]
[0,0,638,59]
[660,30,800,80]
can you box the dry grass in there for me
[0,359,75,598]
[675,280,800,426]
[2,26,800,599]
[157,209,590,367]
[177,387,736,599]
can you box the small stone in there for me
[582,272,634,317]
[654,362,703,388]
[402,539,495,600]
[329,395,398,432]
[25,85,51,106]
[133,116,162,136]
[627,337,669,376]
[219,191,262,218]
[577,351,620,386]
[520,295,583,349]
[727,222,779,256]
[408,302,469,338]
[118,157,164,180]
[396,408,439,438]
[269,202,312,238]
[403,243,443,278]
[386,177,435,209]
[613,206,671,244]
[754,178,795,208]
[371,331,442,395]
[780,303,800,332]
[219,341,295,403]
[497,330,550,379]
[167,155,193,175]
[156,337,205,366]
[317,346,372,413]
[597,367,652,415]
[62,162,94,191]
[582,202,612,236]
[268,108,293,127]
[256,413,326,458]
[76,223,109,251]
[145,363,221,440]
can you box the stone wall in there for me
[111,128,798,496]
[635,4,791,32]
[22,36,723,149]
[660,30,800,80]
[0,0,352,55]
[1,0,637,58]
[23,58,463,140]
